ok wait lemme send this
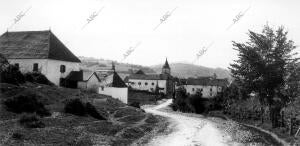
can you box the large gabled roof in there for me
[126,73,172,81]
[0,30,81,63]
[186,77,229,87]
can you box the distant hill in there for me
[78,56,156,74]
[151,63,231,79]
[79,57,231,79]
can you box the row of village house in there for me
[0,30,229,103]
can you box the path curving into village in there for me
[144,99,233,146]
[143,99,285,146]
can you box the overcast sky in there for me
[0,0,299,68]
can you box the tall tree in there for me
[229,24,299,127]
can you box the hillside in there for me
[78,56,156,74]
[0,83,165,145]
[151,63,231,79]
[79,56,231,79]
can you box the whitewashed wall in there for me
[45,59,80,85]
[78,81,87,89]
[99,87,128,104]
[8,59,80,86]
[128,79,167,93]
[184,85,222,98]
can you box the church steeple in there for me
[162,58,171,74]
[111,61,115,72]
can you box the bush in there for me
[24,72,54,85]
[11,132,23,139]
[129,102,141,109]
[0,64,25,85]
[86,102,106,120]
[19,113,45,128]
[173,87,193,112]
[3,95,50,117]
[188,96,209,114]
[64,99,106,120]
[64,98,86,116]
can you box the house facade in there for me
[177,77,229,98]
[125,59,174,95]
[77,71,101,92]
[0,30,81,86]
[98,67,128,103]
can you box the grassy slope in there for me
[0,83,162,146]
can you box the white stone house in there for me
[98,70,128,104]
[77,71,101,92]
[178,77,229,98]
[125,59,174,95]
[0,30,81,86]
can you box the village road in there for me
[144,99,233,146]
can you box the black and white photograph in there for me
[0,0,300,145]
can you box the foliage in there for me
[64,98,106,120]
[24,72,54,85]
[172,87,193,112]
[0,64,25,85]
[11,132,23,140]
[188,91,208,114]
[3,95,51,117]
[85,102,106,120]
[64,98,86,116]
[129,102,141,109]
[19,113,45,128]
[229,24,299,127]
[172,87,210,114]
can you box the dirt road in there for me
[144,99,284,146]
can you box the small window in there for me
[138,82,141,85]
[60,65,66,73]
[131,82,135,85]
[33,63,38,72]
[152,82,155,85]
[210,93,213,96]
[145,82,148,86]
[15,63,19,70]
[210,88,212,91]
[192,88,195,91]
[101,86,104,91]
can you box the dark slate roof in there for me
[112,72,127,87]
[135,69,145,75]
[126,73,172,81]
[163,58,170,69]
[101,72,127,87]
[0,30,81,63]
[186,77,229,86]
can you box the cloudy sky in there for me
[0,0,299,68]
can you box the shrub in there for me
[19,113,45,128]
[24,72,54,85]
[11,132,23,139]
[172,87,194,112]
[85,102,106,120]
[129,102,141,109]
[188,96,208,114]
[64,98,86,116]
[0,64,25,85]
[3,95,50,117]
